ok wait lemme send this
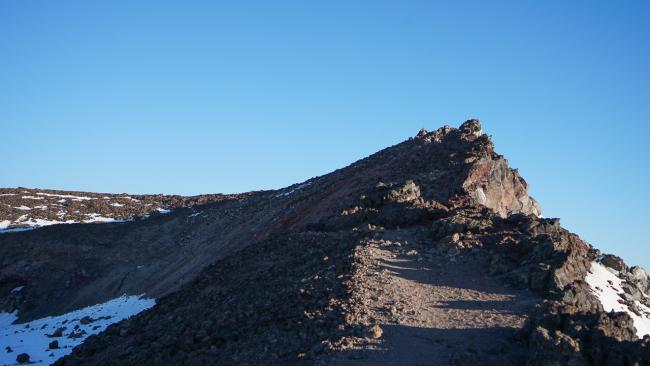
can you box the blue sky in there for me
[1,1,648,268]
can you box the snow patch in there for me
[83,213,116,223]
[14,206,31,211]
[0,220,11,229]
[0,227,34,234]
[585,261,650,338]
[110,203,125,207]
[275,182,312,198]
[35,193,93,201]
[0,295,154,365]
[24,218,77,227]
[21,196,44,200]
[157,208,171,214]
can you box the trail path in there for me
[330,235,539,366]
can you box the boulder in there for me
[48,326,66,338]
[16,353,30,364]
[366,324,383,339]
[601,254,627,272]
[630,266,649,293]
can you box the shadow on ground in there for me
[330,324,529,366]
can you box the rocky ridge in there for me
[0,188,241,231]
[1,120,648,365]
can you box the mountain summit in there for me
[1,120,648,365]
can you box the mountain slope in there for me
[1,120,649,365]
[0,188,237,231]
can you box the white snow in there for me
[21,196,44,200]
[0,227,34,234]
[0,194,16,197]
[33,205,48,210]
[156,208,171,214]
[83,214,116,223]
[0,313,16,329]
[0,214,128,233]
[188,212,201,218]
[110,203,125,207]
[35,193,93,201]
[275,182,312,198]
[13,206,31,211]
[0,217,84,234]
[24,218,77,227]
[585,261,650,338]
[0,295,154,365]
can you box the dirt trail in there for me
[329,233,539,366]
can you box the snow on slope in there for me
[0,189,181,233]
[0,295,154,366]
[275,182,312,198]
[34,193,92,201]
[585,261,650,338]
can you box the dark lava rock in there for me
[68,329,87,339]
[16,353,30,364]
[48,327,66,338]
[49,340,59,349]
[601,254,627,272]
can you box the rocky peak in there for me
[410,120,540,218]
[459,119,484,139]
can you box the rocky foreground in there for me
[1,120,649,365]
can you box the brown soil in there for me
[327,231,538,365]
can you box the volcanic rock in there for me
[16,353,30,364]
[0,120,646,366]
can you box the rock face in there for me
[601,254,627,272]
[464,156,541,218]
[414,120,541,218]
[1,120,647,365]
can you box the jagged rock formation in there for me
[1,120,648,365]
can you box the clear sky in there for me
[1,1,648,268]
